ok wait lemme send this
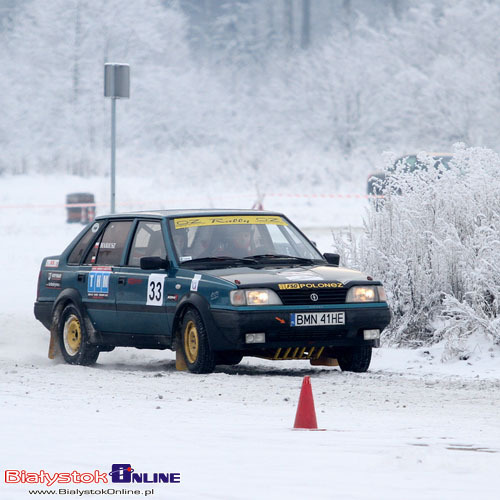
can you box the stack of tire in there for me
[66,193,96,224]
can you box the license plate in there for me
[290,312,345,327]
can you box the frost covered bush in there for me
[333,146,500,358]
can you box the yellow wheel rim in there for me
[64,314,82,355]
[184,320,199,364]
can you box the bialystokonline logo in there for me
[4,464,181,486]
[108,464,180,484]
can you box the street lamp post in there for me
[104,63,130,214]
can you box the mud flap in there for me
[310,356,338,367]
[48,323,61,359]
[175,349,187,371]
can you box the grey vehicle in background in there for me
[367,153,454,196]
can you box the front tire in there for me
[58,304,99,366]
[337,346,372,373]
[181,309,215,374]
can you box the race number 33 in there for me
[147,274,165,306]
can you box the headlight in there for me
[346,286,378,302]
[230,289,282,306]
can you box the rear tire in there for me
[58,304,99,366]
[181,309,215,374]
[337,346,372,373]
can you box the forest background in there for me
[0,0,498,189]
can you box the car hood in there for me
[204,265,372,287]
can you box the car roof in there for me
[95,209,285,221]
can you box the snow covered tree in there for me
[0,0,193,174]
[333,145,500,359]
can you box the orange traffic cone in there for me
[293,376,319,430]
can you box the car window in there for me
[393,155,453,173]
[84,232,103,265]
[127,221,166,267]
[93,220,133,266]
[264,224,290,254]
[68,223,100,265]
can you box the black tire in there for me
[181,308,215,374]
[57,304,99,366]
[337,346,372,373]
[216,351,243,366]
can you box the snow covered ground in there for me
[1,175,500,499]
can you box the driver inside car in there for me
[216,225,254,258]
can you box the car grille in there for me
[277,288,347,305]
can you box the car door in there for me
[77,219,133,333]
[114,220,170,337]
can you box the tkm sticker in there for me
[88,267,111,297]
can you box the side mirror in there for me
[323,253,340,267]
[140,256,169,270]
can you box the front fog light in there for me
[363,329,380,340]
[246,333,266,344]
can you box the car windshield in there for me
[169,215,324,266]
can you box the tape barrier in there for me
[266,193,382,199]
[0,202,104,209]
[0,193,383,210]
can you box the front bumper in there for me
[210,304,391,351]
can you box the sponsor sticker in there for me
[180,256,193,262]
[91,222,100,233]
[190,274,202,291]
[88,266,111,298]
[45,259,59,268]
[45,272,62,289]
[278,282,344,290]
[174,215,288,229]
[167,294,179,302]
[276,270,322,281]
[100,242,116,249]
[128,278,143,285]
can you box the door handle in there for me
[77,274,86,282]
[118,277,127,285]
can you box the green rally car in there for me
[34,210,391,373]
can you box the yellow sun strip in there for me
[273,348,282,360]
[308,347,316,359]
[292,347,299,358]
[299,347,306,358]
[316,347,325,359]
[283,347,292,360]
[174,215,288,229]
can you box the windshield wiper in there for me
[180,256,257,267]
[244,254,318,264]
